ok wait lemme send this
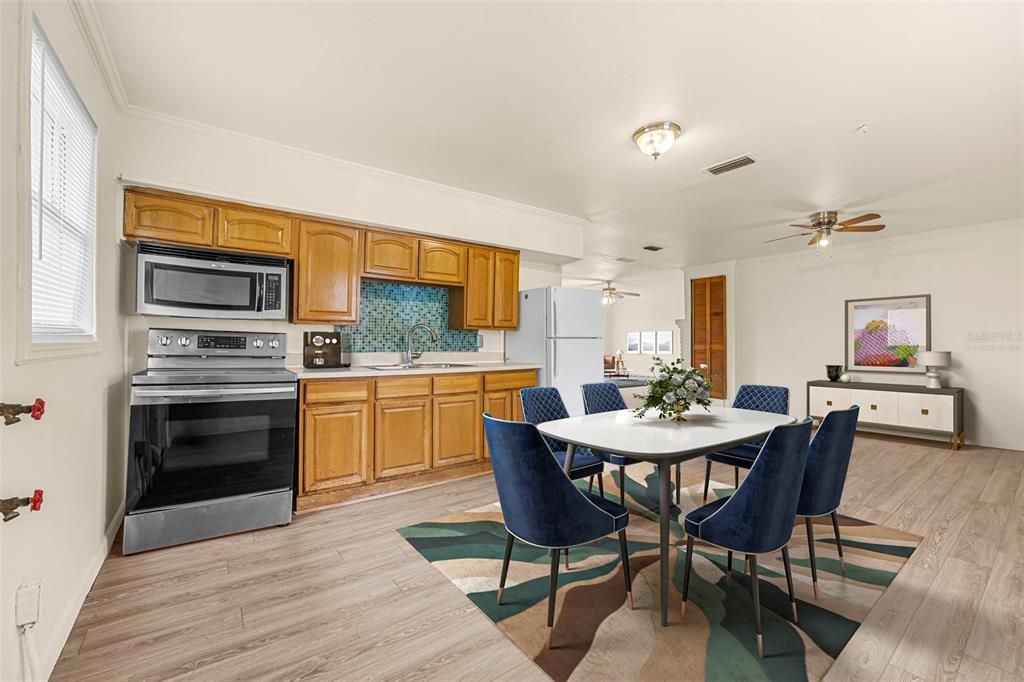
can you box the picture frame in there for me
[640,331,656,354]
[625,332,640,354]
[845,294,931,373]
[656,330,673,355]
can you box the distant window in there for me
[29,20,97,341]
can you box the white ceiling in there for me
[94,2,1023,276]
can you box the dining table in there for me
[537,405,796,626]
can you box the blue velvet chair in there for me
[581,383,642,506]
[520,387,606,495]
[799,405,859,598]
[702,384,790,502]
[680,418,812,659]
[483,414,632,649]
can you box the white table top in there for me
[537,406,797,460]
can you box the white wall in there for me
[733,219,1024,450]
[602,272,685,375]
[0,3,127,679]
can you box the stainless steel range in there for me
[124,328,297,554]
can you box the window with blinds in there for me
[29,20,97,341]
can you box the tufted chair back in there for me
[581,383,627,415]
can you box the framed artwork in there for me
[641,331,656,354]
[625,332,640,354]
[656,331,673,355]
[845,295,931,373]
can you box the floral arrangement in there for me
[634,357,713,422]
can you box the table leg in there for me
[563,443,576,476]
[658,460,671,626]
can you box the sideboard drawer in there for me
[898,392,954,431]
[857,390,899,426]
[809,386,852,416]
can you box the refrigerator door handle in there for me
[552,299,558,337]
[553,342,558,377]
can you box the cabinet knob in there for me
[921,408,929,415]
[870,404,878,410]
[826,400,833,406]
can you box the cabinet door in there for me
[294,220,361,323]
[858,390,899,426]
[493,250,520,328]
[124,191,215,246]
[808,387,852,417]
[364,231,418,280]
[418,239,467,284]
[375,398,432,479]
[433,393,483,467]
[897,392,954,432]
[302,403,372,494]
[216,207,294,256]
[482,390,513,459]
[461,247,495,327]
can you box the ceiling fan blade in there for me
[765,232,812,243]
[789,224,813,229]
[836,224,885,232]
[837,213,881,227]
[808,233,821,246]
[619,291,640,297]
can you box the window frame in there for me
[15,13,101,364]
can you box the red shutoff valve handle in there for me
[31,399,45,420]
[30,489,43,511]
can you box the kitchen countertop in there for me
[289,362,542,379]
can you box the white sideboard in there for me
[807,380,965,449]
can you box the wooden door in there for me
[492,250,520,328]
[450,247,495,328]
[433,393,483,467]
[124,191,215,246]
[691,275,727,399]
[363,231,418,280]
[216,207,294,256]
[294,220,361,323]
[302,403,372,494]
[482,390,513,458]
[374,398,432,479]
[418,239,467,284]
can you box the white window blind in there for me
[29,20,97,340]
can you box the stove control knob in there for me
[253,338,265,349]
[158,336,172,346]
[177,336,191,347]
[268,339,280,349]
[312,335,324,347]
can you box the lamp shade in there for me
[917,351,951,367]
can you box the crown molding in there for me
[67,0,127,111]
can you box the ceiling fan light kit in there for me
[633,121,682,160]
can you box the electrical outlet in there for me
[15,582,40,627]
[477,333,484,349]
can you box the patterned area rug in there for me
[398,464,921,681]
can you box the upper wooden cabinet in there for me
[216,207,294,256]
[492,250,520,329]
[363,231,418,280]
[418,239,467,285]
[294,220,361,324]
[124,191,215,246]
[450,247,495,328]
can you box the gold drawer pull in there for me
[870,404,878,410]
[826,400,833,406]
[921,408,929,415]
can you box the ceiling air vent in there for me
[642,245,663,252]
[702,154,756,176]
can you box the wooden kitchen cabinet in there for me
[450,247,495,328]
[493,250,520,328]
[374,397,432,479]
[418,239,467,284]
[216,207,294,256]
[363,231,418,280]
[124,190,215,246]
[294,220,361,324]
[482,390,513,458]
[302,402,372,494]
[433,393,482,467]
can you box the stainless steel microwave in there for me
[132,242,289,320]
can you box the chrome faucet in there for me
[403,323,439,367]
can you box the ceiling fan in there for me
[596,280,640,306]
[765,211,886,249]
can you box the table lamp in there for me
[917,351,951,389]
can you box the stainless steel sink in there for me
[369,362,476,371]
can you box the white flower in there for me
[657,372,669,381]
[698,388,710,400]
[671,376,683,386]
[663,391,677,403]
[684,378,698,391]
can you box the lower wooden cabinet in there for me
[374,397,432,479]
[302,403,372,493]
[433,393,482,467]
[482,390,513,459]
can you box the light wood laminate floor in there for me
[53,435,1024,682]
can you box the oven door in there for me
[126,383,297,514]
[137,252,278,319]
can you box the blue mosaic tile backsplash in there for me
[336,280,479,353]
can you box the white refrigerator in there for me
[505,287,604,416]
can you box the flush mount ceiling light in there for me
[633,121,682,160]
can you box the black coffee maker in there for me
[303,331,350,369]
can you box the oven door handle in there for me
[132,385,296,405]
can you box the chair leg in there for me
[675,463,682,504]
[680,535,695,620]
[618,529,633,609]
[734,466,739,489]
[497,533,514,605]
[702,460,712,503]
[598,474,605,498]
[831,511,846,576]
[726,550,733,584]
[588,475,594,493]
[805,516,819,598]
[547,548,560,649]
[619,465,626,506]
[564,547,570,570]
[781,545,798,623]
[749,554,763,658]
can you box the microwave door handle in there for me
[256,272,265,313]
